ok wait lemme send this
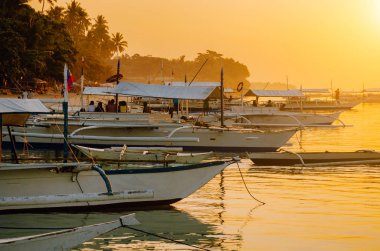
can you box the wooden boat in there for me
[5,122,297,153]
[224,109,343,127]
[0,160,231,212]
[281,100,360,111]
[0,214,139,251]
[227,89,346,127]
[3,84,298,153]
[73,144,213,163]
[0,98,232,212]
[248,150,380,166]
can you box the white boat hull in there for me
[0,161,230,212]
[282,101,360,110]
[232,112,340,126]
[4,125,296,152]
[221,106,343,127]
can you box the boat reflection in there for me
[0,208,224,250]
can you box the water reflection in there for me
[2,103,380,250]
[0,208,224,250]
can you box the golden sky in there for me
[30,0,380,89]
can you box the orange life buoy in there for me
[237,82,244,92]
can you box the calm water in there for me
[1,103,380,250]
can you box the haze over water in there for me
[1,103,379,250]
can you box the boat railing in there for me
[167,125,194,138]
[279,149,306,166]
[314,112,347,127]
[69,125,200,142]
[232,113,306,129]
[232,112,350,128]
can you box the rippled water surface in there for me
[1,103,380,250]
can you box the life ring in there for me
[237,82,244,92]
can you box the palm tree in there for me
[89,15,109,42]
[88,15,113,58]
[46,6,64,22]
[111,32,128,56]
[0,0,28,17]
[63,0,91,42]
[37,0,56,13]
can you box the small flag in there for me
[67,68,74,92]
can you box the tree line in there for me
[1,0,261,91]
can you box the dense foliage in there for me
[116,50,251,88]
[1,0,255,91]
[0,0,76,90]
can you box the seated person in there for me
[108,99,117,112]
[119,101,127,112]
[265,100,273,107]
[88,101,95,112]
[143,101,150,113]
[95,101,105,112]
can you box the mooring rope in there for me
[124,225,211,251]
[236,160,266,205]
[0,225,211,250]
[52,122,82,164]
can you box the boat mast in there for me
[63,64,69,163]
[185,75,189,117]
[115,58,120,113]
[80,56,85,110]
[220,67,224,127]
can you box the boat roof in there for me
[0,98,50,114]
[244,89,304,97]
[301,88,330,93]
[165,81,233,93]
[111,82,225,100]
[83,87,118,96]
[164,81,220,87]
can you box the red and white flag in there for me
[67,68,74,92]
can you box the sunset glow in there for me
[30,0,380,89]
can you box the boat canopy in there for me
[164,81,220,87]
[111,82,224,100]
[244,89,304,97]
[83,87,117,96]
[165,82,233,93]
[301,88,330,93]
[0,99,50,114]
[0,98,51,126]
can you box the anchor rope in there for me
[124,225,211,251]
[236,161,266,205]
